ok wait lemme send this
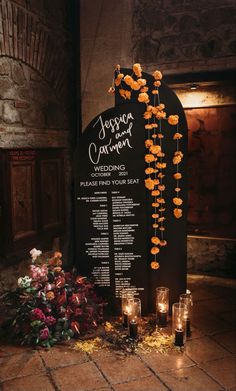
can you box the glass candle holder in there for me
[121,289,133,328]
[172,302,186,347]
[128,298,141,339]
[180,291,193,337]
[156,287,169,327]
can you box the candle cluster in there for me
[121,287,193,345]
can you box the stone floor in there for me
[0,275,235,391]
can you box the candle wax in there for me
[186,317,191,337]
[157,310,167,327]
[175,328,184,346]
[129,320,138,339]
[123,312,129,328]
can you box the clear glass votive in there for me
[128,297,141,339]
[121,289,133,328]
[180,291,193,337]
[156,287,169,327]
[172,302,186,347]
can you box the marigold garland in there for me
[108,64,183,270]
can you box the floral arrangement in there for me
[109,63,184,270]
[5,249,103,348]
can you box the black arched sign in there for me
[75,69,187,313]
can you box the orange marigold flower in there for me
[151,246,160,255]
[152,202,159,208]
[175,187,181,192]
[124,74,134,86]
[145,178,155,190]
[125,90,131,99]
[173,173,182,180]
[153,179,160,185]
[158,184,165,191]
[115,78,122,86]
[152,134,158,139]
[157,197,165,204]
[144,111,152,119]
[133,63,142,77]
[54,251,62,258]
[159,227,165,231]
[158,216,166,222]
[151,236,160,245]
[131,81,141,90]
[152,70,163,80]
[145,154,155,163]
[173,155,182,165]
[138,92,149,103]
[156,111,166,119]
[151,190,160,196]
[158,173,165,179]
[173,132,183,140]
[157,133,164,138]
[147,105,153,112]
[151,123,158,128]
[159,207,165,212]
[150,145,161,155]
[145,124,153,130]
[153,223,159,228]
[160,240,167,246]
[145,139,153,148]
[137,78,146,86]
[153,80,161,87]
[140,86,149,92]
[152,89,159,94]
[174,208,182,218]
[151,261,160,270]
[145,167,154,174]
[156,162,166,169]
[152,213,159,219]
[173,197,183,206]
[168,115,179,125]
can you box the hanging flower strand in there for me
[109,63,183,269]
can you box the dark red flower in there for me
[70,321,80,334]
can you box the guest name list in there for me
[76,105,148,312]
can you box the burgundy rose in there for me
[31,308,46,322]
[45,316,56,326]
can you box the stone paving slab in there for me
[92,351,152,385]
[158,365,224,391]
[0,351,45,382]
[211,330,236,354]
[113,375,168,391]
[39,345,88,369]
[199,356,236,390]
[185,336,232,364]
[51,361,109,391]
[2,374,55,391]
[139,350,195,373]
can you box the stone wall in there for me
[0,0,75,261]
[80,0,236,129]
[132,0,236,74]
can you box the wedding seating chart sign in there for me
[75,69,187,313]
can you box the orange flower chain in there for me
[108,63,183,270]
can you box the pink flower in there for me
[45,316,56,326]
[39,327,49,340]
[30,264,48,281]
[31,308,46,322]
